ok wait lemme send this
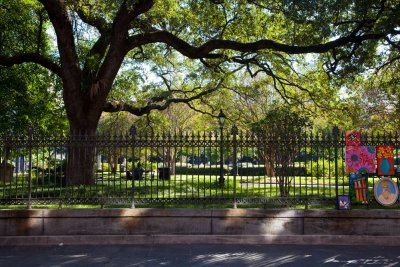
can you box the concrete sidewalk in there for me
[3,234,400,246]
[0,244,399,267]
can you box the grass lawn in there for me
[0,171,397,209]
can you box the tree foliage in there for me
[0,64,67,134]
[1,0,399,132]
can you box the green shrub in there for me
[98,163,111,172]
[47,159,67,173]
[145,162,158,172]
[276,167,307,176]
[236,167,265,176]
[175,167,229,175]
[236,166,307,176]
[306,159,345,178]
[125,161,158,172]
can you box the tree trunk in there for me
[62,73,109,185]
[108,148,119,174]
[278,175,291,198]
[167,147,176,175]
[66,142,96,185]
[264,153,276,177]
[66,123,99,185]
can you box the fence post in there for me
[130,127,136,209]
[333,126,339,210]
[27,126,33,209]
[231,125,238,209]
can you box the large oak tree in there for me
[1,0,399,184]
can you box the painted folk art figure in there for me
[374,177,398,206]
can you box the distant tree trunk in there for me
[108,148,119,174]
[167,147,176,175]
[259,145,276,177]
[265,153,276,177]
[278,175,290,198]
[170,152,176,175]
[262,142,294,197]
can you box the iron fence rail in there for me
[1,127,399,208]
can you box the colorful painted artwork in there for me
[345,146,376,174]
[376,146,394,176]
[338,195,351,210]
[345,131,361,146]
[374,177,399,206]
[349,173,368,204]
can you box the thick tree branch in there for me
[0,53,62,76]
[71,4,113,83]
[126,0,155,19]
[95,0,155,88]
[74,7,110,33]
[36,8,45,54]
[38,0,80,78]
[76,11,112,81]
[82,0,156,122]
[104,81,223,116]
[127,29,391,59]
[38,0,84,124]
[82,35,111,76]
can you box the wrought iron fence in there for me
[1,127,400,208]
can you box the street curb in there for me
[0,235,397,246]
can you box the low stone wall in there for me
[1,209,399,245]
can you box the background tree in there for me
[250,107,311,197]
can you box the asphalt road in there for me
[0,244,399,267]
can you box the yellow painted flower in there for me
[377,146,394,159]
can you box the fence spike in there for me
[231,125,238,135]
